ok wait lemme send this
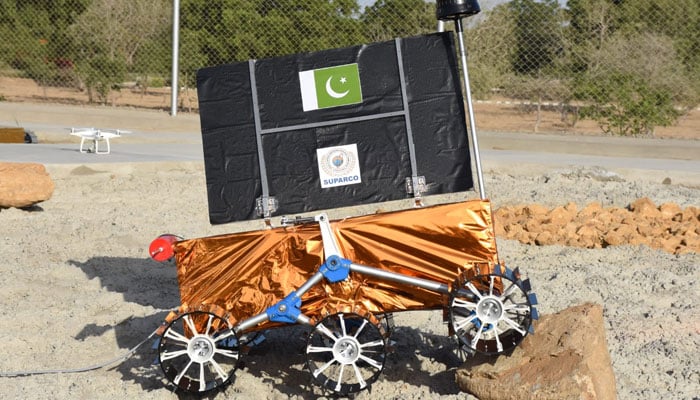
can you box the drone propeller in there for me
[69,127,97,133]
[68,127,131,136]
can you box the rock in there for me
[547,206,573,227]
[636,221,664,238]
[680,206,699,223]
[629,197,660,218]
[608,208,628,224]
[456,303,617,400]
[525,218,544,234]
[563,201,578,214]
[534,231,554,245]
[494,200,700,255]
[602,229,626,247]
[659,202,682,220]
[594,210,614,226]
[576,224,601,248]
[580,201,603,218]
[680,235,700,254]
[523,204,548,218]
[0,162,55,208]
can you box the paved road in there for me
[2,141,699,176]
[1,102,699,182]
[0,142,204,164]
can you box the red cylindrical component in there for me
[149,234,181,262]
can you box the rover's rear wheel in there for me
[158,310,240,393]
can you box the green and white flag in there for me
[299,63,362,112]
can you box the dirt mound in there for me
[494,197,700,255]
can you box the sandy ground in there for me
[0,102,698,399]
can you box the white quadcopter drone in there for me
[69,127,130,154]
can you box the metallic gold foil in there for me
[171,200,499,331]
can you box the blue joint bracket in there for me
[319,255,351,283]
[266,292,302,324]
[266,255,350,324]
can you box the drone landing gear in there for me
[449,265,538,356]
[78,137,111,154]
[305,312,388,395]
[158,309,240,393]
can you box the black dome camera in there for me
[436,0,481,21]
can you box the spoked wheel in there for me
[158,310,240,393]
[449,264,539,355]
[306,312,387,395]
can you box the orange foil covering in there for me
[172,199,499,331]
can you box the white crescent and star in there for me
[325,76,350,99]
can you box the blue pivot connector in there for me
[266,292,302,324]
[319,255,351,283]
[265,255,351,324]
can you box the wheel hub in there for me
[188,335,215,363]
[306,312,386,394]
[476,296,503,325]
[333,337,361,364]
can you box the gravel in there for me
[0,162,697,399]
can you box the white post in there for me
[455,18,486,199]
[170,0,180,116]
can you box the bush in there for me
[578,74,681,136]
[75,55,126,104]
[575,32,693,136]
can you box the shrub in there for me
[578,74,681,136]
[575,32,694,136]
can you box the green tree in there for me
[565,0,621,68]
[258,0,363,54]
[577,32,687,136]
[490,0,571,130]
[69,0,170,103]
[179,0,363,80]
[507,0,563,76]
[361,0,435,42]
[179,0,253,69]
[0,0,90,89]
[615,0,699,105]
[566,0,698,135]
[464,4,517,98]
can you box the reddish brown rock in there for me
[0,162,54,208]
[659,202,682,220]
[563,201,578,214]
[680,206,700,223]
[608,208,628,224]
[580,202,603,218]
[494,199,700,255]
[595,210,614,226]
[534,231,554,246]
[602,229,625,247]
[680,235,700,254]
[636,221,664,238]
[629,197,660,218]
[456,303,616,400]
[576,224,600,248]
[525,218,544,235]
[547,206,573,227]
[523,204,548,218]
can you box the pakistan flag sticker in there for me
[299,63,362,112]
